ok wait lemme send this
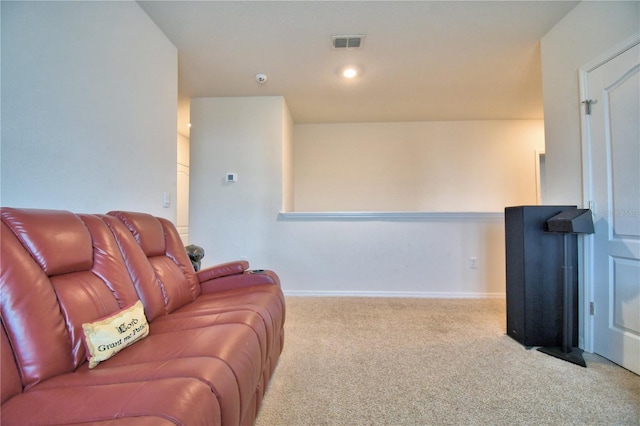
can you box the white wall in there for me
[190,97,507,297]
[272,213,506,297]
[189,97,287,262]
[294,121,544,212]
[541,1,639,206]
[1,1,178,220]
[282,105,295,213]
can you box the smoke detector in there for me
[256,73,268,84]
[331,35,365,49]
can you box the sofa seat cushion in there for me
[198,271,286,329]
[199,269,282,298]
[149,306,283,411]
[87,323,262,421]
[196,283,285,320]
[35,357,241,426]
[175,285,285,353]
[150,309,269,365]
[1,378,220,426]
[72,417,176,425]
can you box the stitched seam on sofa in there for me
[173,303,275,347]
[140,329,247,422]
[156,320,267,368]
[165,251,199,301]
[100,218,165,319]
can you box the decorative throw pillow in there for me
[82,300,149,369]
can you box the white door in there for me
[177,134,190,245]
[583,41,640,374]
[177,162,190,244]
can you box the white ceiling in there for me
[138,1,579,127]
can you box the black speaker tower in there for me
[505,206,578,348]
[537,209,594,367]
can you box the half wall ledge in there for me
[278,211,504,221]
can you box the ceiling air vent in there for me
[331,35,365,49]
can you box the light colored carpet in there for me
[256,297,640,425]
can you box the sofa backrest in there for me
[106,211,200,318]
[0,208,139,389]
[77,214,140,309]
[1,209,78,389]
[1,324,22,404]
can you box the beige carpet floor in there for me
[256,297,639,425]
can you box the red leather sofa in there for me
[0,207,285,425]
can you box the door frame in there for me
[578,33,640,353]
[534,150,545,205]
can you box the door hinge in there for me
[582,99,598,115]
[589,302,595,316]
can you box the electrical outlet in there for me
[469,257,478,269]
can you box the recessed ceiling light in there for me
[343,68,358,78]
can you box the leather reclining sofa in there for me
[0,207,285,425]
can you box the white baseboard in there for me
[283,290,505,299]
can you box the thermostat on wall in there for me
[225,173,238,182]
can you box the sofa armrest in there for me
[200,270,281,294]
[197,260,250,283]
